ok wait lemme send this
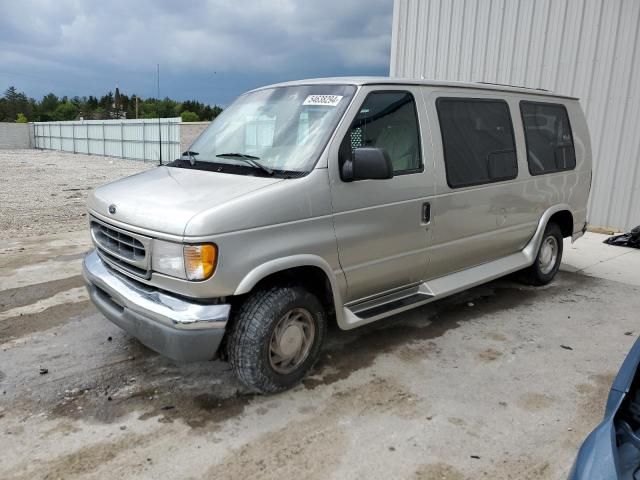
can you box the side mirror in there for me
[342,147,394,181]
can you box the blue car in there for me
[570,338,640,479]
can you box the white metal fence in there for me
[32,118,182,162]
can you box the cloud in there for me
[0,0,393,87]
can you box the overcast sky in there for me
[0,0,394,106]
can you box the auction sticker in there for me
[303,95,343,106]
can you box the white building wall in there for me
[391,0,640,231]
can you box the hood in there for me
[88,166,283,236]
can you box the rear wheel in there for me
[521,222,564,286]
[227,285,326,394]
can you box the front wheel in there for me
[226,286,326,394]
[520,222,564,286]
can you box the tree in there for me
[52,101,78,121]
[2,86,31,121]
[0,84,224,123]
[41,93,59,111]
[39,93,60,120]
[4,86,18,103]
[16,112,28,123]
[99,92,114,118]
[202,104,223,120]
[181,110,199,122]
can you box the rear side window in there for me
[340,91,422,175]
[520,102,576,175]
[436,98,518,188]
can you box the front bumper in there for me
[83,250,230,362]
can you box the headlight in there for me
[151,240,217,281]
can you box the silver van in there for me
[83,77,591,393]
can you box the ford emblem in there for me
[108,204,117,215]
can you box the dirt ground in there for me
[1,150,639,479]
[0,149,153,240]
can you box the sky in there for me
[0,0,394,106]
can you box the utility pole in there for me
[135,95,139,119]
[157,63,162,166]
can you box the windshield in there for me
[180,84,356,175]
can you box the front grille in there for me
[93,222,145,261]
[90,218,151,279]
[96,249,150,278]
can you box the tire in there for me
[520,222,564,286]
[227,285,326,394]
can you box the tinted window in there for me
[520,102,576,175]
[340,91,422,175]
[436,98,518,188]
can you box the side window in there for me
[436,98,518,188]
[340,91,422,176]
[520,102,576,175]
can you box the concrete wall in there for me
[180,122,210,153]
[0,123,31,149]
[391,0,640,231]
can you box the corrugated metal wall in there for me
[32,118,181,162]
[391,0,640,230]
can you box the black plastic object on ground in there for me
[604,225,640,249]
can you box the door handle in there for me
[422,202,431,224]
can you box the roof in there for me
[253,76,578,100]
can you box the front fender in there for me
[568,419,619,480]
[233,254,347,327]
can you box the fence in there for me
[32,118,182,162]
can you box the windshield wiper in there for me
[216,152,274,175]
[182,150,199,166]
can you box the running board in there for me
[349,284,434,320]
[342,250,533,329]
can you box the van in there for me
[83,77,591,393]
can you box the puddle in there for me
[0,300,95,344]
[0,275,85,313]
[45,347,254,431]
[50,382,255,430]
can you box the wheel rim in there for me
[538,235,559,275]
[269,307,316,374]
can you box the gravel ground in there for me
[0,149,153,240]
[1,149,639,479]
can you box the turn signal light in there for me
[184,244,217,281]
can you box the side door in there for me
[328,86,434,303]
[425,91,537,279]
